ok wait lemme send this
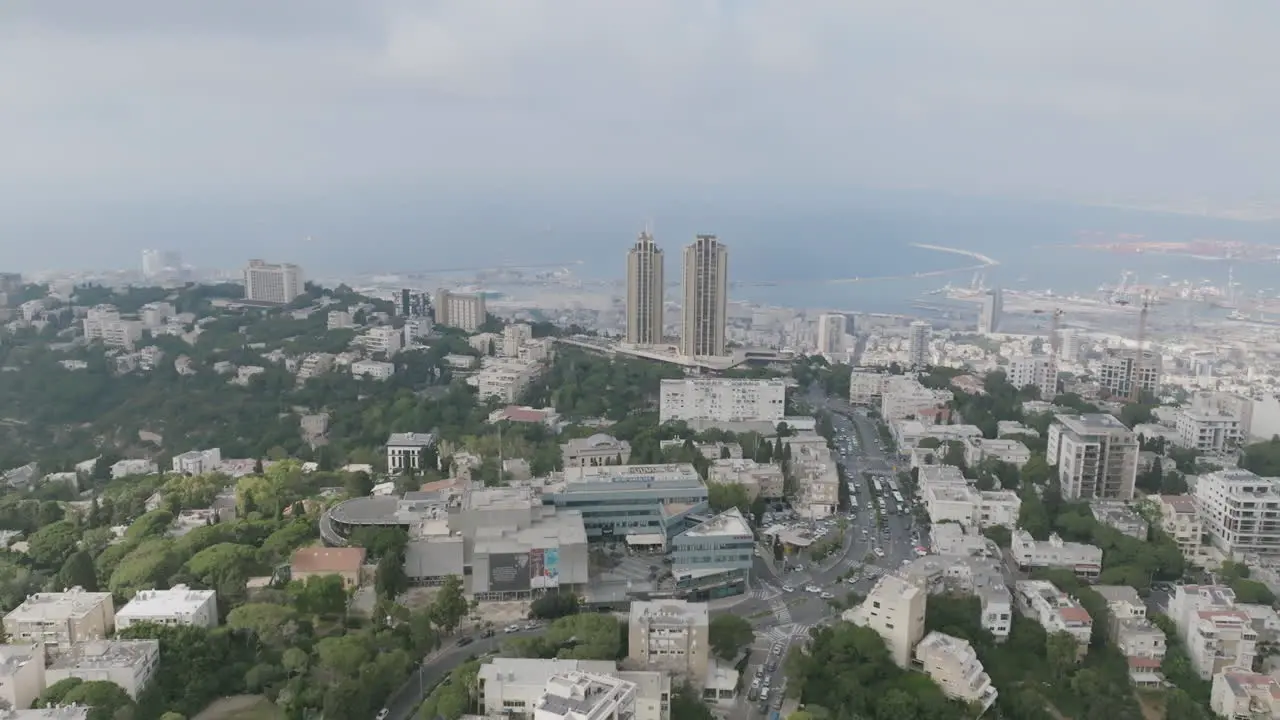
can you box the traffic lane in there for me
[385,629,541,720]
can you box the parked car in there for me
[455,636,474,647]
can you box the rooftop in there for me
[560,463,704,488]
[0,643,40,676]
[47,639,159,671]
[291,547,366,574]
[679,508,752,539]
[464,486,537,512]
[386,432,436,448]
[1159,494,1198,514]
[1055,413,1132,433]
[3,709,91,720]
[630,599,710,627]
[1220,667,1280,701]
[5,589,112,622]
[1093,585,1144,608]
[118,585,215,619]
[536,671,637,720]
[564,434,628,450]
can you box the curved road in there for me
[385,629,541,720]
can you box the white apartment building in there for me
[361,326,404,358]
[351,360,396,381]
[914,631,998,714]
[243,259,305,304]
[922,485,1021,530]
[902,555,1013,642]
[116,585,218,629]
[962,438,1031,469]
[627,600,710,683]
[658,379,786,425]
[172,448,221,475]
[707,459,785,501]
[45,640,159,700]
[503,323,534,358]
[138,302,175,328]
[1089,500,1149,540]
[434,289,487,332]
[1098,348,1161,398]
[1175,408,1244,454]
[1169,585,1258,680]
[842,574,926,668]
[0,643,45,712]
[1211,667,1280,719]
[1010,531,1103,579]
[404,317,431,344]
[385,433,436,474]
[815,314,847,355]
[791,445,840,520]
[880,376,952,423]
[1156,495,1208,565]
[1093,585,1166,683]
[110,459,157,480]
[907,321,932,368]
[326,310,353,330]
[82,305,143,350]
[477,658,670,720]
[476,358,542,404]
[1006,354,1055,398]
[3,589,115,650]
[1194,469,1280,557]
[848,370,889,406]
[1014,580,1093,653]
[1046,413,1139,501]
[561,435,632,468]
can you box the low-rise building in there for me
[1156,495,1207,566]
[0,643,45,711]
[171,448,221,475]
[1210,667,1280,719]
[475,358,544,404]
[962,438,1031,469]
[1175,408,1243,454]
[921,485,1021,530]
[669,509,754,597]
[1010,531,1102,580]
[1169,585,1258,680]
[842,574,926,668]
[561,435,631,469]
[1089,500,1149,540]
[707,459,785,500]
[1014,580,1093,654]
[116,585,218,629]
[881,376,952,423]
[385,432,437,474]
[903,554,1012,641]
[10,706,91,719]
[3,589,115,650]
[476,658,670,720]
[361,326,403,357]
[45,639,160,699]
[1093,585,1166,686]
[848,370,889,406]
[110,459,157,480]
[351,359,395,380]
[627,600,710,684]
[914,631,998,714]
[291,547,366,589]
[790,445,840,520]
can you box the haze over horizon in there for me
[3,1,1278,270]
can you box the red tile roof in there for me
[292,547,366,574]
[1059,606,1092,624]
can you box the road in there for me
[726,384,928,719]
[384,629,540,720]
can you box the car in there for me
[805,585,821,593]
[376,710,390,720]
[755,666,765,679]
[781,585,794,593]
[526,622,540,630]
[455,636,473,647]
[505,624,521,633]
[750,678,761,690]
[874,548,885,557]
[759,689,771,703]
[820,592,834,599]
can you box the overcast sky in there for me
[2,1,1276,213]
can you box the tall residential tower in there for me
[680,235,729,358]
[626,231,664,345]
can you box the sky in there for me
[1,1,1277,268]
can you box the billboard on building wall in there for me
[489,552,531,592]
[530,548,561,589]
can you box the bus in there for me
[871,477,883,494]
[891,490,904,505]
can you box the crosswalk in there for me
[763,623,815,643]
[747,582,782,601]
[768,597,792,624]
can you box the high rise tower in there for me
[680,235,729,357]
[979,288,1003,335]
[908,321,932,368]
[816,314,847,355]
[625,231,665,345]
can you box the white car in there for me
[805,584,821,593]
[820,592,834,599]
[782,585,795,593]
[874,548,885,557]
[505,624,521,633]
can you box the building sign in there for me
[489,552,531,592]
[530,548,560,589]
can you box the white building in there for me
[385,433,436,474]
[434,289,487,332]
[914,631,998,713]
[172,448,221,475]
[116,585,218,630]
[1006,354,1055,399]
[82,305,143,350]
[361,326,404,358]
[880,376,952,423]
[1210,667,1280,719]
[45,640,160,700]
[921,485,1021,530]
[848,370,889,406]
[503,323,534,358]
[1046,413,1139,501]
[561,435,632,469]
[1169,585,1258,680]
[1175,409,1244,454]
[1156,495,1208,566]
[842,574,926,668]
[902,554,1012,642]
[962,438,1031,469]
[0,643,45,712]
[707,459,785,500]
[1194,469,1280,557]
[815,314,846,355]
[1089,500,1149,540]
[907,321,932,368]
[1014,580,1093,653]
[477,658,669,720]
[243,259,305,304]
[790,445,840,520]
[3,590,116,650]
[476,358,543,404]
[1010,531,1102,579]
[1099,348,1161,399]
[658,379,786,425]
[326,311,353,330]
[627,600,710,683]
[351,360,396,381]
[110,459,157,480]
[1093,585,1166,685]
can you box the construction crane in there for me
[1129,293,1152,403]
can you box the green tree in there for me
[109,539,181,598]
[1045,630,1079,681]
[376,551,409,601]
[1020,453,1052,486]
[708,614,754,661]
[429,574,469,633]
[125,509,175,540]
[288,574,348,618]
[226,602,301,648]
[706,483,751,514]
[184,542,260,587]
[56,680,134,720]
[27,520,81,570]
[57,550,99,591]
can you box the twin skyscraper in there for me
[625,231,728,358]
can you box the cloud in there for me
[1,0,1277,205]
